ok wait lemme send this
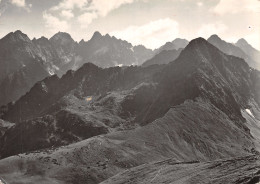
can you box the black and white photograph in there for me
[0,0,260,183]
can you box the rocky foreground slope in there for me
[101,155,260,184]
[0,37,260,184]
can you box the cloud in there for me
[197,1,203,7]
[60,10,74,19]
[77,12,98,29]
[10,0,32,12]
[88,0,135,17]
[213,0,260,15]
[47,0,142,29]
[50,0,88,11]
[78,0,137,28]
[11,0,25,7]
[110,18,179,49]
[43,12,69,34]
[198,22,227,38]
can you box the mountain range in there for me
[0,34,260,184]
[0,31,155,107]
[1,30,259,109]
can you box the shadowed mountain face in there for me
[0,37,260,184]
[142,49,183,67]
[0,31,154,107]
[207,34,259,69]
[140,38,259,125]
[141,38,188,67]
[0,31,51,106]
[0,63,163,158]
[0,120,13,138]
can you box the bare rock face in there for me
[76,32,154,68]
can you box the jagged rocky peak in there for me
[49,31,75,45]
[91,31,103,40]
[1,30,31,43]
[79,39,85,45]
[90,31,117,42]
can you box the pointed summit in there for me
[185,37,209,49]
[14,30,23,35]
[79,39,85,45]
[1,30,31,43]
[91,31,102,40]
[208,34,222,42]
[236,38,249,46]
[181,37,214,56]
[50,32,74,44]
[175,37,222,66]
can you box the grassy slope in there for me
[0,100,255,184]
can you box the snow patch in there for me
[48,69,55,75]
[86,96,92,102]
[130,47,134,52]
[116,64,123,67]
[246,109,255,118]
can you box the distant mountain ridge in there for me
[76,31,154,68]
[0,30,155,106]
[236,38,260,70]
[142,38,188,67]
[142,48,183,67]
[155,38,189,53]
[207,34,259,69]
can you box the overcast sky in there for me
[0,0,259,49]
